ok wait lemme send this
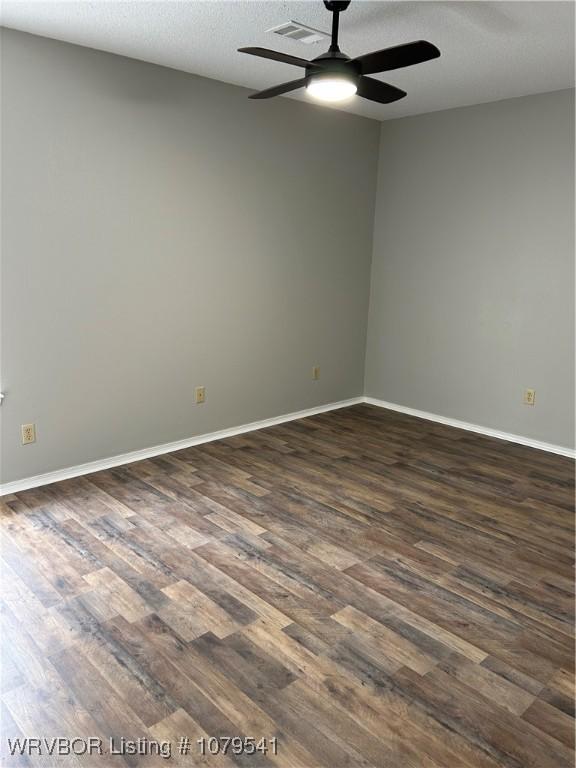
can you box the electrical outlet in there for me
[21,423,36,445]
[312,365,320,381]
[523,388,536,406]
[195,386,205,404]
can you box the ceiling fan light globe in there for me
[306,76,357,102]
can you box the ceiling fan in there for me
[239,0,440,104]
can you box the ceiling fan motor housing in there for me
[305,53,360,89]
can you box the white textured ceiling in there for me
[1,1,574,121]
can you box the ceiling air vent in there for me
[267,21,330,45]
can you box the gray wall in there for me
[365,89,575,448]
[2,29,573,486]
[0,28,380,484]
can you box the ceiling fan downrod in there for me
[324,0,352,52]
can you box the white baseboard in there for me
[364,396,576,459]
[2,394,572,496]
[0,397,363,496]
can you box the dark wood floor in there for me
[1,404,574,767]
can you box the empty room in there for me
[0,1,574,766]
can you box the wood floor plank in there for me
[522,698,576,749]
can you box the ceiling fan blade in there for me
[353,41,440,75]
[356,76,407,104]
[249,78,307,100]
[238,47,313,69]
